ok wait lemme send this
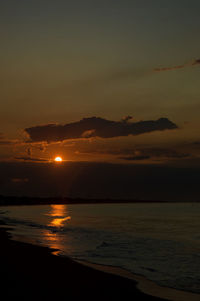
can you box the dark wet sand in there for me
[0,222,168,301]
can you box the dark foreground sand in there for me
[0,222,169,301]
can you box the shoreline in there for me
[1,204,200,301]
[3,227,200,301]
[76,260,200,301]
[0,222,168,301]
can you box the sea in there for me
[0,202,200,294]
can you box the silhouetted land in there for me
[0,195,197,206]
[0,221,168,301]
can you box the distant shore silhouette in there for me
[0,195,198,206]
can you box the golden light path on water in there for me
[49,205,71,227]
[43,205,71,255]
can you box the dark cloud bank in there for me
[25,117,177,143]
[0,161,199,202]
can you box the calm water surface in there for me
[0,203,200,293]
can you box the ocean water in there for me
[0,203,200,294]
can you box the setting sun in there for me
[54,156,63,162]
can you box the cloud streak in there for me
[119,148,190,161]
[14,156,49,162]
[119,155,150,161]
[11,178,29,183]
[77,146,190,161]
[154,58,200,72]
[25,117,178,143]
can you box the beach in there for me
[1,202,200,301]
[0,221,168,301]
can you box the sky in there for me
[0,1,200,199]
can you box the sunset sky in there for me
[0,1,200,199]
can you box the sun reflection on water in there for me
[43,205,71,255]
[50,216,71,227]
[48,205,71,227]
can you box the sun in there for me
[54,156,63,162]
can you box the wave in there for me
[1,208,200,294]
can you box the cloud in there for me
[121,116,133,122]
[154,58,200,72]
[26,147,32,156]
[192,59,200,66]
[0,139,19,146]
[14,156,49,162]
[119,148,190,161]
[154,65,185,72]
[81,129,96,138]
[120,155,150,161]
[140,148,190,159]
[75,146,190,162]
[25,116,178,143]
[0,140,13,145]
[0,133,20,146]
[11,178,29,183]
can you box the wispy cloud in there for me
[119,147,190,161]
[0,132,24,146]
[154,58,200,72]
[192,59,200,66]
[119,155,150,161]
[14,156,49,162]
[11,177,29,183]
